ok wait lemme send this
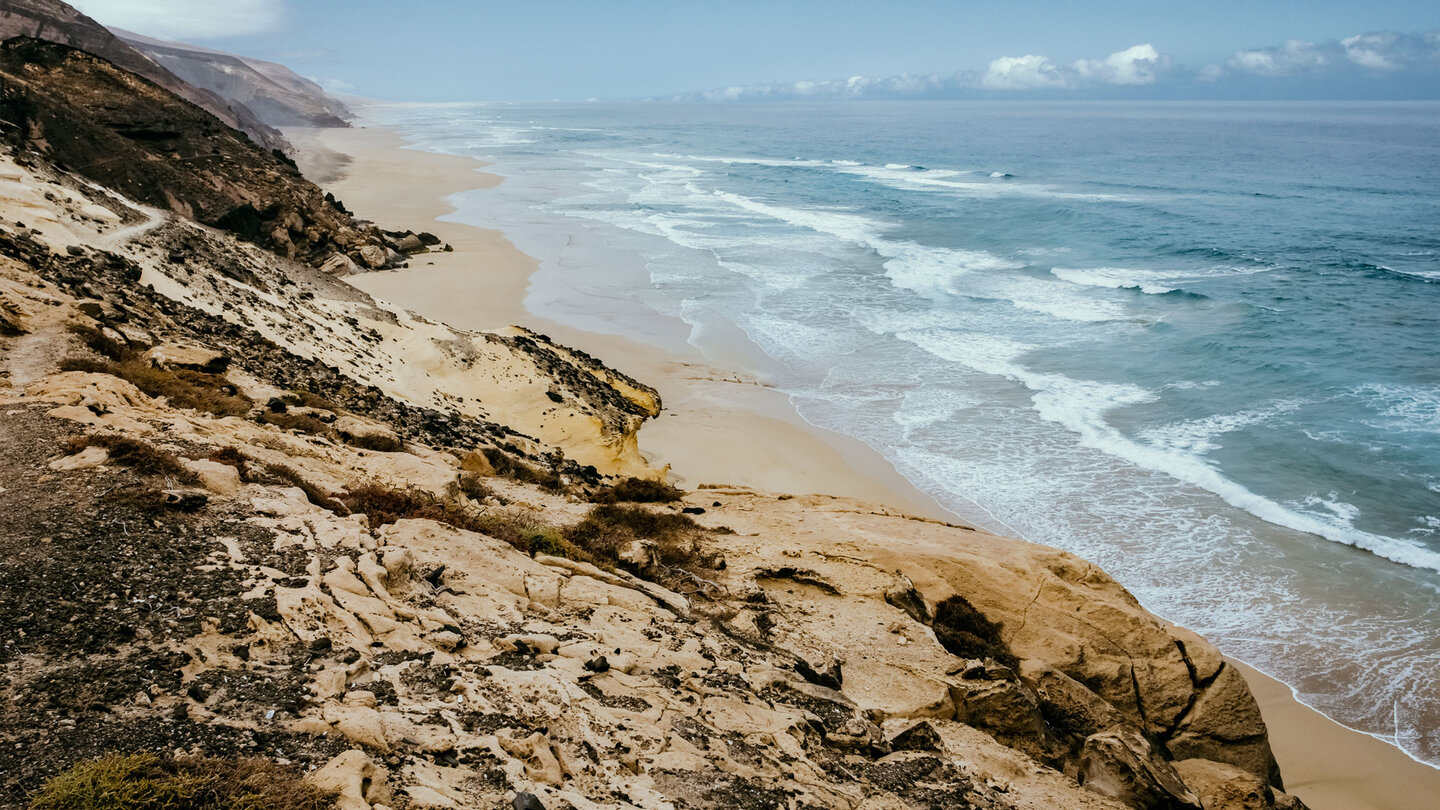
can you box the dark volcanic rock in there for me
[0,0,287,150]
[0,37,389,268]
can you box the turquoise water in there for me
[366,101,1440,765]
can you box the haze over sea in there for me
[368,100,1440,765]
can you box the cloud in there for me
[1229,39,1334,77]
[982,54,1067,90]
[70,0,286,40]
[676,30,1440,102]
[1227,31,1440,78]
[688,71,965,101]
[1074,44,1165,85]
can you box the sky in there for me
[69,0,1440,101]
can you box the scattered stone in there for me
[889,720,944,753]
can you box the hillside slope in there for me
[116,28,352,128]
[0,0,288,150]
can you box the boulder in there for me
[1078,728,1201,810]
[1167,665,1280,786]
[321,253,360,276]
[145,343,229,374]
[309,749,390,810]
[1020,660,1125,738]
[358,244,388,269]
[183,458,242,496]
[950,673,1053,759]
[1173,759,1307,810]
[393,234,426,254]
[49,445,109,471]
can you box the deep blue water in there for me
[365,101,1440,765]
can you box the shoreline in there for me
[290,124,955,523]
[289,122,1440,810]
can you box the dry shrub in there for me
[590,477,683,504]
[29,751,334,810]
[61,324,251,417]
[282,390,338,411]
[60,352,251,418]
[478,446,562,490]
[563,504,714,582]
[338,481,560,555]
[258,411,333,437]
[343,432,404,453]
[60,434,195,482]
[454,472,494,502]
[206,446,250,477]
[932,595,1018,669]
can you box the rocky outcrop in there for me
[115,28,353,128]
[0,0,287,150]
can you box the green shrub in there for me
[30,752,333,810]
[932,595,1018,669]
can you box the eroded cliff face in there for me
[114,29,354,129]
[0,0,288,151]
[0,135,1306,810]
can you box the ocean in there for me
[364,100,1440,766]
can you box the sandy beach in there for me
[292,122,1440,810]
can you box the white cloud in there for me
[1228,32,1440,78]
[1229,39,1331,76]
[70,0,286,40]
[676,30,1439,102]
[1073,43,1164,85]
[982,54,1067,89]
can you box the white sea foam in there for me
[893,327,1440,573]
[1051,266,1177,295]
[834,163,1123,201]
[698,186,1135,323]
[1139,399,1308,455]
[1355,383,1440,434]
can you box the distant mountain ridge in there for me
[0,0,289,151]
[114,28,352,128]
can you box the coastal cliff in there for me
[0,11,1307,810]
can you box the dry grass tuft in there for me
[29,751,334,810]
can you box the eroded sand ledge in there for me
[291,121,1440,810]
